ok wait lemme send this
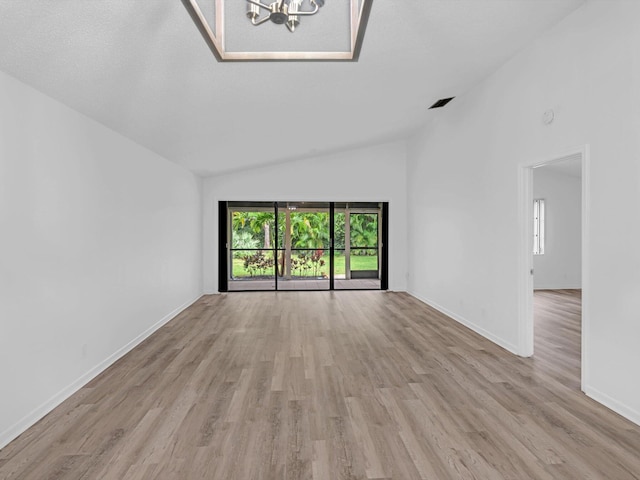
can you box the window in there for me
[533,198,545,255]
[220,201,388,292]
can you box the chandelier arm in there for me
[292,3,319,16]
[251,14,272,26]
[246,0,271,11]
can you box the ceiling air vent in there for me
[429,97,455,109]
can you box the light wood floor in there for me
[2,290,640,479]
[534,289,582,391]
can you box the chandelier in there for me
[246,0,324,33]
[181,0,372,61]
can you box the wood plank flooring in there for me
[534,289,582,391]
[1,290,640,479]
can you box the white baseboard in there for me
[0,294,202,450]
[584,385,640,427]
[407,291,520,356]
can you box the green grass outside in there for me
[231,253,378,278]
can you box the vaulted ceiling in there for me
[0,0,585,176]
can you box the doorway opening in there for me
[519,147,588,391]
[219,201,388,292]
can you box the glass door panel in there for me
[335,204,382,290]
[228,202,276,291]
[277,202,330,291]
[223,201,385,292]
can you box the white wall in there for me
[202,141,408,293]
[533,167,581,289]
[407,1,640,425]
[0,71,203,448]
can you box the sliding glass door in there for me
[222,201,386,292]
[334,203,382,290]
[227,202,277,291]
[276,202,330,291]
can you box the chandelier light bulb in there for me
[287,0,302,32]
[246,1,260,20]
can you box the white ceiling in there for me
[0,0,586,176]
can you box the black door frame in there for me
[218,201,228,292]
[219,201,389,292]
